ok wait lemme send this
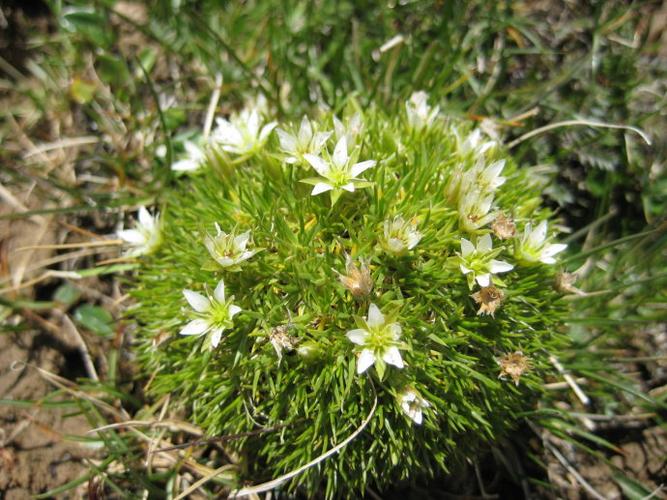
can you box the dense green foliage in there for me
[130,99,569,496]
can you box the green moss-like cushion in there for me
[129,96,567,497]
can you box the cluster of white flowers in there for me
[446,126,506,233]
[126,92,571,426]
[170,96,276,173]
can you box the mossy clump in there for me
[129,94,569,497]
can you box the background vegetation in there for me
[1,0,665,497]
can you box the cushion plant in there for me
[127,93,569,497]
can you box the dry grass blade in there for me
[507,119,652,149]
[22,136,99,159]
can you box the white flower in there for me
[399,389,431,425]
[179,279,241,349]
[381,216,422,255]
[171,141,206,172]
[458,189,496,232]
[211,106,277,155]
[458,128,497,157]
[302,136,376,203]
[472,159,506,192]
[459,234,514,289]
[452,159,506,211]
[514,221,567,265]
[117,206,162,257]
[333,113,364,149]
[346,303,404,376]
[405,91,439,130]
[204,224,258,268]
[276,116,331,164]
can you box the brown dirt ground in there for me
[0,329,97,500]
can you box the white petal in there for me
[477,234,493,253]
[118,229,145,245]
[180,319,210,336]
[357,349,376,374]
[228,304,242,318]
[346,329,369,345]
[311,182,333,195]
[240,250,258,261]
[367,303,385,328]
[487,159,505,178]
[311,131,332,150]
[529,221,548,247]
[410,409,423,425]
[183,290,210,313]
[298,116,312,143]
[489,259,514,273]
[304,154,331,176]
[461,238,475,257]
[277,129,297,152]
[213,118,242,146]
[247,110,260,137]
[234,231,251,251]
[388,323,402,340]
[138,206,153,228]
[184,141,203,158]
[402,391,417,403]
[333,115,345,138]
[214,256,236,267]
[213,279,226,303]
[171,159,199,172]
[382,346,404,369]
[460,263,472,274]
[259,122,277,142]
[542,243,567,258]
[341,182,355,192]
[479,141,496,154]
[210,327,224,348]
[333,136,348,168]
[541,256,556,264]
[407,231,422,250]
[476,274,491,287]
[350,160,376,177]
